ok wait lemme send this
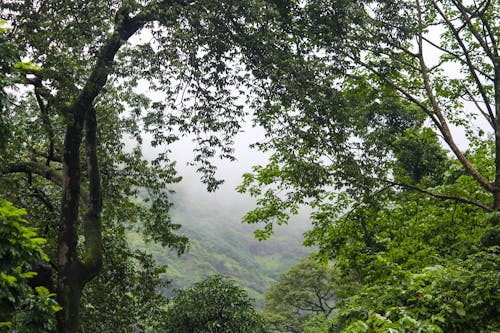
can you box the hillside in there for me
[128,188,310,307]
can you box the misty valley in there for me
[1,0,499,332]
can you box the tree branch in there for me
[432,0,494,121]
[451,0,495,61]
[383,179,493,212]
[413,0,493,193]
[34,88,57,165]
[31,187,56,212]
[1,161,63,187]
[354,57,443,132]
[421,35,494,80]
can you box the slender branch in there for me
[451,0,495,61]
[472,0,498,58]
[34,88,56,165]
[432,0,494,121]
[415,0,493,192]
[31,187,56,212]
[421,35,494,80]
[461,83,495,129]
[384,179,493,212]
[33,150,63,164]
[353,57,444,132]
[481,14,498,59]
[314,288,327,313]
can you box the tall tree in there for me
[0,1,285,331]
[239,0,499,233]
[237,2,500,331]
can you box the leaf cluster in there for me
[0,199,60,333]
[163,275,268,333]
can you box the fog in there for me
[137,117,311,237]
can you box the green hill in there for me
[128,189,309,307]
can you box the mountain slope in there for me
[128,189,310,307]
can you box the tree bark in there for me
[56,262,84,333]
[57,106,85,333]
[493,55,500,210]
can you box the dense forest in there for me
[0,0,499,332]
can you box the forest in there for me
[0,0,499,332]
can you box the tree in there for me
[163,275,268,333]
[263,257,340,333]
[0,1,286,331]
[239,0,499,232]
[236,1,499,331]
[320,159,500,332]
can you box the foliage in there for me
[0,21,20,151]
[315,153,498,332]
[238,1,499,331]
[0,1,287,331]
[0,199,60,332]
[337,248,500,333]
[163,275,268,333]
[80,221,169,333]
[240,0,499,231]
[253,149,500,332]
[263,257,338,333]
[301,315,331,333]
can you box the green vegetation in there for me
[163,275,267,333]
[0,1,285,331]
[238,1,500,332]
[260,158,499,332]
[0,199,60,332]
[80,225,170,332]
[1,0,499,332]
[263,257,338,333]
[129,190,308,307]
[0,23,59,333]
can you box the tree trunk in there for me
[57,109,85,333]
[494,56,500,211]
[56,264,83,333]
[53,9,149,331]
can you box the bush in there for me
[163,275,267,333]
